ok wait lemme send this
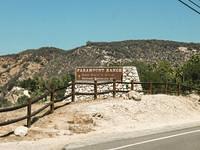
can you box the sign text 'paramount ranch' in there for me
[75,67,123,81]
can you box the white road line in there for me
[106,129,200,150]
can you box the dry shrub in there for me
[68,112,95,134]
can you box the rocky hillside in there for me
[0,40,199,88]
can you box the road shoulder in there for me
[64,121,200,150]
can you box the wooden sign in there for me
[75,67,123,81]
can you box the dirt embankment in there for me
[0,94,200,149]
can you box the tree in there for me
[17,78,37,92]
[182,54,200,88]
[154,61,175,82]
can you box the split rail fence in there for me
[0,80,199,129]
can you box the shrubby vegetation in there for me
[16,54,199,97]
[124,54,200,89]
[17,95,29,105]
[181,55,200,88]
[0,74,73,108]
[0,98,12,108]
[16,74,73,100]
[44,74,73,99]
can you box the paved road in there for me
[65,126,200,150]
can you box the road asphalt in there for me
[65,126,200,150]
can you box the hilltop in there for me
[0,39,199,87]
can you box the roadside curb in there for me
[65,121,200,149]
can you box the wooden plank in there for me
[116,81,130,84]
[0,90,49,113]
[0,115,27,126]
[0,103,28,113]
[177,83,181,96]
[50,91,54,113]
[98,91,112,95]
[54,94,72,103]
[113,79,116,98]
[94,80,97,99]
[115,90,129,93]
[75,82,94,85]
[27,98,32,128]
[75,92,94,95]
[31,102,52,117]
[131,80,134,90]
[149,82,152,94]
[71,80,75,102]
[97,81,113,85]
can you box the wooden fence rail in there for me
[0,92,49,113]
[0,80,199,129]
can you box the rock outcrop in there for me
[127,90,142,101]
[5,86,30,104]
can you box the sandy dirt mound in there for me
[68,94,200,132]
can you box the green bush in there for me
[0,98,12,108]
[53,89,64,100]
[17,78,38,92]
[182,54,200,88]
[17,95,29,105]
[44,74,72,91]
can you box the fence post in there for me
[198,89,200,96]
[165,83,168,94]
[71,80,75,102]
[50,91,54,113]
[177,83,181,96]
[113,79,116,98]
[131,80,134,90]
[149,82,152,94]
[94,80,97,100]
[27,98,32,128]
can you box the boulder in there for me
[23,90,30,98]
[128,90,142,101]
[5,86,30,104]
[14,126,28,137]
